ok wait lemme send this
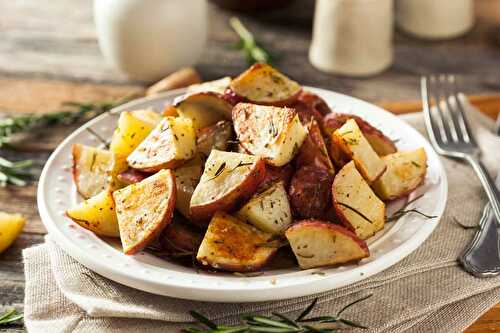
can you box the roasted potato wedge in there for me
[129,109,162,126]
[173,156,203,219]
[285,220,369,269]
[196,120,233,157]
[237,181,292,235]
[332,161,385,240]
[110,110,159,158]
[72,144,114,199]
[190,150,266,224]
[127,117,197,172]
[333,119,386,183]
[257,164,294,192]
[0,212,26,254]
[289,165,333,219]
[159,215,203,253]
[187,76,232,95]
[113,169,176,254]
[196,212,276,272]
[323,113,397,156]
[229,64,302,106]
[232,103,307,166]
[372,148,428,200]
[174,92,232,130]
[295,119,335,174]
[66,190,120,237]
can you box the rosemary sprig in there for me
[0,97,131,148]
[229,17,272,65]
[0,157,34,187]
[0,309,23,326]
[183,294,372,333]
[387,195,437,223]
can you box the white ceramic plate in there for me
[38,87,447,302]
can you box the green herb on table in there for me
[0,309,23,326]
[229,17,272,65]
[387,195,437,223]
[183,294,372,332]
[0,157,34,187]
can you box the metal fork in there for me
[421,74,500,226]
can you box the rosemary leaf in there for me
[0,309,23,326]
[296,298,318,322]
[229,17,272,65]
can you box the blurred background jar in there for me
[396,0,474,40]
[309,0,393,77]
[94,0,207,81]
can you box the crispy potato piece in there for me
[190,150,266,224]
[323,113,397,156]
[295,119,334,174]
[289,165,333,219]
[232,103,307,166]
[66,190,120,237]
[237,181,292,235]
[333,119,386,183]
[174,92,232,130]
[187,77,231,95]
[127,117,197,172]
[372,148,428,200]
[0,212,26,254]
[196,212,276,272]
[173,156,203,219]
[196,120,233,157]
[110,110,158,158]
[113,169,176,254]
[72,144,114,199]
[285,220,369,269]
[230,64,302,106]
[332,161,385,240]
[159,215,203,253]
[162,105,179,117]
[129,109,162,126]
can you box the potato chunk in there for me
[372,148,428,200]
[127,117,196,172]
[237,181,292,235]
[333,119,386,183]
[113,169,176,254]
[66,190,120,237]
[190,150,266,224]
[173,156,203,219]
[230,64,302,105]
[174,92,232,130]
[332,161,385,240]
[187,76,231,95]
[110,110,159,158]
[72,144,114,199]
[196,212,276,272]
[196,120,233,157]
[285,220,369,269]
[0,212,26,254]
[232,103,307,166]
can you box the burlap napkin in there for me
[23,98,500,333]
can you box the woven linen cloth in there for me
[23,99,500,333]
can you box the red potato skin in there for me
[295,120,335,174]
[223,87,302,107]
[331,174,386,234]
[160,218,203,253]
[131,159,186,173]
[288,165,333,219]
[189,159,267,226]
[291,91,332,125]
[174,91,233,120]
[286,219,370,255]
[257,164,294,193]
[120,171,177,255]
[117,168,150,185]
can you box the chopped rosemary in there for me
[337,202,374,224]
[184,294,371,332]
[452,217,478,230]
[208,162,226,181]
[411,161,421,168]
[386,195,437,223]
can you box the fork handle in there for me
[466,156,500,226]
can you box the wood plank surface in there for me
[0,0,499,332]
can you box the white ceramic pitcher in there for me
[94,0,207,81]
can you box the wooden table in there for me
[0,1,499,332]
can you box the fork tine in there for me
[428,75,452,144]
[438,74,460,142]
[448,75,477,146]
[421,76,444,148]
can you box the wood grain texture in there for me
[0,0,499,331]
